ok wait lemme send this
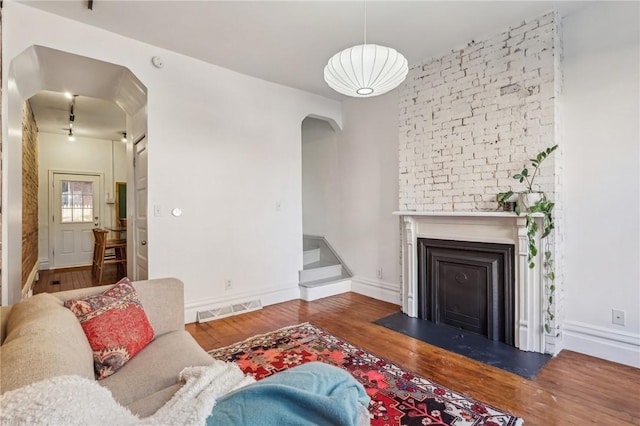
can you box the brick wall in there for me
[398,12,564,346]
[398,12,558,212]
[22,101,39,289]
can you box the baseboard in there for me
[351,276,401,305]
[563,320,640,368]
[21,263,39,298]
[299,279,351,301]
[184,284,301,324]
[38,259,50,270]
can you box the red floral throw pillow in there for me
[64,278,155,380]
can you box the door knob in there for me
[141,240,147,246]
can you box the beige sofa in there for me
[0,277,215,417]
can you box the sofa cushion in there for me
[100,330,215,411]
[64,278,155,380]
[0,293,94,394]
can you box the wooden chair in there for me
[92,228,127,284]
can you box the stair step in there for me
[299,263,342,283]
[299,271,352,288]
[299,278,351,301]
[303,248,320,266]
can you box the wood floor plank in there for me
[31,269,639,425]
[186,292,640,426]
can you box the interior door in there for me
[51,173,101,268]
[134,135,148,280]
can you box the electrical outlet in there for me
[376,268,383,280]
[224,279,232,290]
[612,309,625,326]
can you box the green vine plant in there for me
[497,145,558,335]
[543,244,556,334]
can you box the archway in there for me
[2,46,147,304]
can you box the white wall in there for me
[301,118,341,246]
[2,2,341,312]
[338,93,401,303]
[561,2,640,367]
[37,132,126,268]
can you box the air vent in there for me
[196,299,262,323]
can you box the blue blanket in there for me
[206,362,370,425]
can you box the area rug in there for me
[208,323,523,426]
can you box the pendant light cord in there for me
[363,0,367,45]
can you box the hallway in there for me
[32,265,123,295]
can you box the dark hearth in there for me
[374,312,551,379]
[418,238,514,345]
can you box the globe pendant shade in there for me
[324,44,408,97]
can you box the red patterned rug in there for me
[208,323,523,426]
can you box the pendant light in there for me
[324,2,408,97]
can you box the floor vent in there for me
[196,299,262,323]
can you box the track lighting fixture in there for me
[68,95,77,141]
[121,132,127,143]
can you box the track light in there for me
[121,132,127,143]
[68,95,77,141]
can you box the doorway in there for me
[3,46,148,304]
[50,172,103,269]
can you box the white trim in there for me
[393,211,544,218]
[300,279,351,301]
[351,276,401,304]
[38,259,50,270]
[21,263,40,299]
[563,320,640,368]
[184,284,301,324]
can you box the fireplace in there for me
[395,211,556,355]
[417,238,514,345]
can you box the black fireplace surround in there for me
[417,238,515,346]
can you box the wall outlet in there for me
[612,309,625,326]
[376,268,383,280]
[224,279,232,290]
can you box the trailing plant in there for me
[497,145,557,266]
[543,245,556,334]
[497,145,558,335]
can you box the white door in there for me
[51,173,101,268]
[134,136,148,280]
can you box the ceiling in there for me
[29,91,126,141]
[20,0,587,138]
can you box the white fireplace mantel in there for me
[393,210,551,354]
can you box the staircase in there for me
[299,235,352,301]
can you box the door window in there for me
[60,180,94,223]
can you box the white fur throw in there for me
[0,361,255,426]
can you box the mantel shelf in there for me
[392,210,545,218]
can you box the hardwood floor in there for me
[32,265,123,295]
[31,268,639,424]
[187,292,640,426]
